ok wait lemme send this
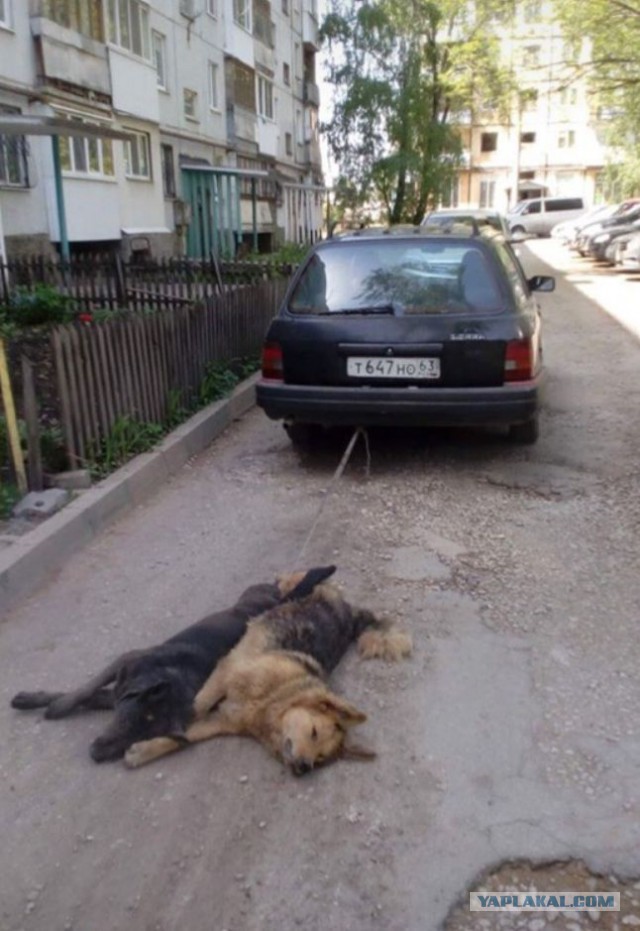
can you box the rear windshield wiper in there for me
[332,303,398,315]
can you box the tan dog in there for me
[125,580,411,775]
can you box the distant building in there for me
[451,1,618,212]
[0,0,324,259]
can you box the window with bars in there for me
[161,144,175,198]
[58,118,115,178]
[256,75,274,120]
[233,62,256,111]
[107,0,150,58]
[124,130,151,179]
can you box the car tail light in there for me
[504,339,533,382]
[262,342,284,381]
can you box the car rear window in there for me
[288,241,505,315]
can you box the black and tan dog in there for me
[11,566,336,762]
[125,579,412,775]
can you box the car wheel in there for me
[511,225,525,235]
[509,417,539,444]
[284,422,319,448]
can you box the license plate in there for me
[347,356,441,379]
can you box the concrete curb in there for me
[0,372,261,615]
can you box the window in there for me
[522,88,538,111]
[58,118,115,178]
[295,109,303,145]
[0,115,28,188]
[522,44,540,68]
[283,63,290,86]
[233,62,256,111]
[559,86,578,106]
[548,197,583,211]
[107,0,150,58]
[479,180,496,208]
[161,144,175,198]
[0,0,9,28]
[184,88,198,120]
[558,130,576,148]
[206,0,217,14]
[253,0,274,46]
[43,0,104,39]
[256,76,274,120]
[523,1,542,22]
[152,31,167,89]
[233,0,250,30]
[124,130,151,179]
[285,132,293,156]
[282,0,289,13]
[480,132,498,153]
[521,132,536,144]
[208,62,219,110]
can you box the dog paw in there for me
[124,742,150,769]
[44,698,75,719]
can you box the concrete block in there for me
[13,489,70,519]
[47,470,93,491]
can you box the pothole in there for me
[445,859,640,930]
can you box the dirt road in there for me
[1,241,639,931]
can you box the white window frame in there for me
[107,0,151,60]
[208,62,220,111]
[479,180,496,209]
[152,30,167,90]
[58,117,115,180]
[124,130,151,180]
[256,75,274,120]
[206,0,217,15]
[183,88,199,121]
[233,0,251,31]
[0,0,12,28]
[0,135,28,188]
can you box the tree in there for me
[553,0,640,192]
[320,0,516,225]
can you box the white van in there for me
[508,196,586,237]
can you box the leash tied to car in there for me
[297,427,370,566]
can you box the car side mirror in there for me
[528,275,555,293]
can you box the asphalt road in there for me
[1,240,639,931]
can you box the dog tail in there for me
[279,565,337,602]
[355,610,413,662]
[11,691,63,711]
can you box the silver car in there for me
[508,197,586,237]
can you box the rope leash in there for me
[297,426,370,565]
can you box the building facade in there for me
[0,0,324,259]
[452,1,616,213]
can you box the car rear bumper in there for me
[256,379,542,427]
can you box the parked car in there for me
[575,202,640,254]
[603,228,640,266]
[619,231,640,271]
[550,204,615,243]
[508,196,586,237]
[583,209,640,260]
[257,226,555,445]
[422,208,511,237]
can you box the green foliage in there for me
[553,0,640,185]
[199,357,259,406]
[0,483,20,520]
[87,417,164,478]
[321,0,516,225]
[0,286,76,328]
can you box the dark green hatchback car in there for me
[257,226,554,445]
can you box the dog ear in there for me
[316,693,367,727]
[340,741,377,762]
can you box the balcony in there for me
[226,104,258,153]
[304,81,320,107]
[30,16,111,98]
[302,10,319,50]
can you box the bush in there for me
[1,286,76,328]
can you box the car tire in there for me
[284,422,319,448]
[511,225,525,235]
[509,417,539,444]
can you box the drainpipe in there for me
[51,135,70,263]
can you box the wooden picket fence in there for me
[51,279,288,466]
[0,255,295,314]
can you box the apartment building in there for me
[453,0,614,212]
[0,0,324,259]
